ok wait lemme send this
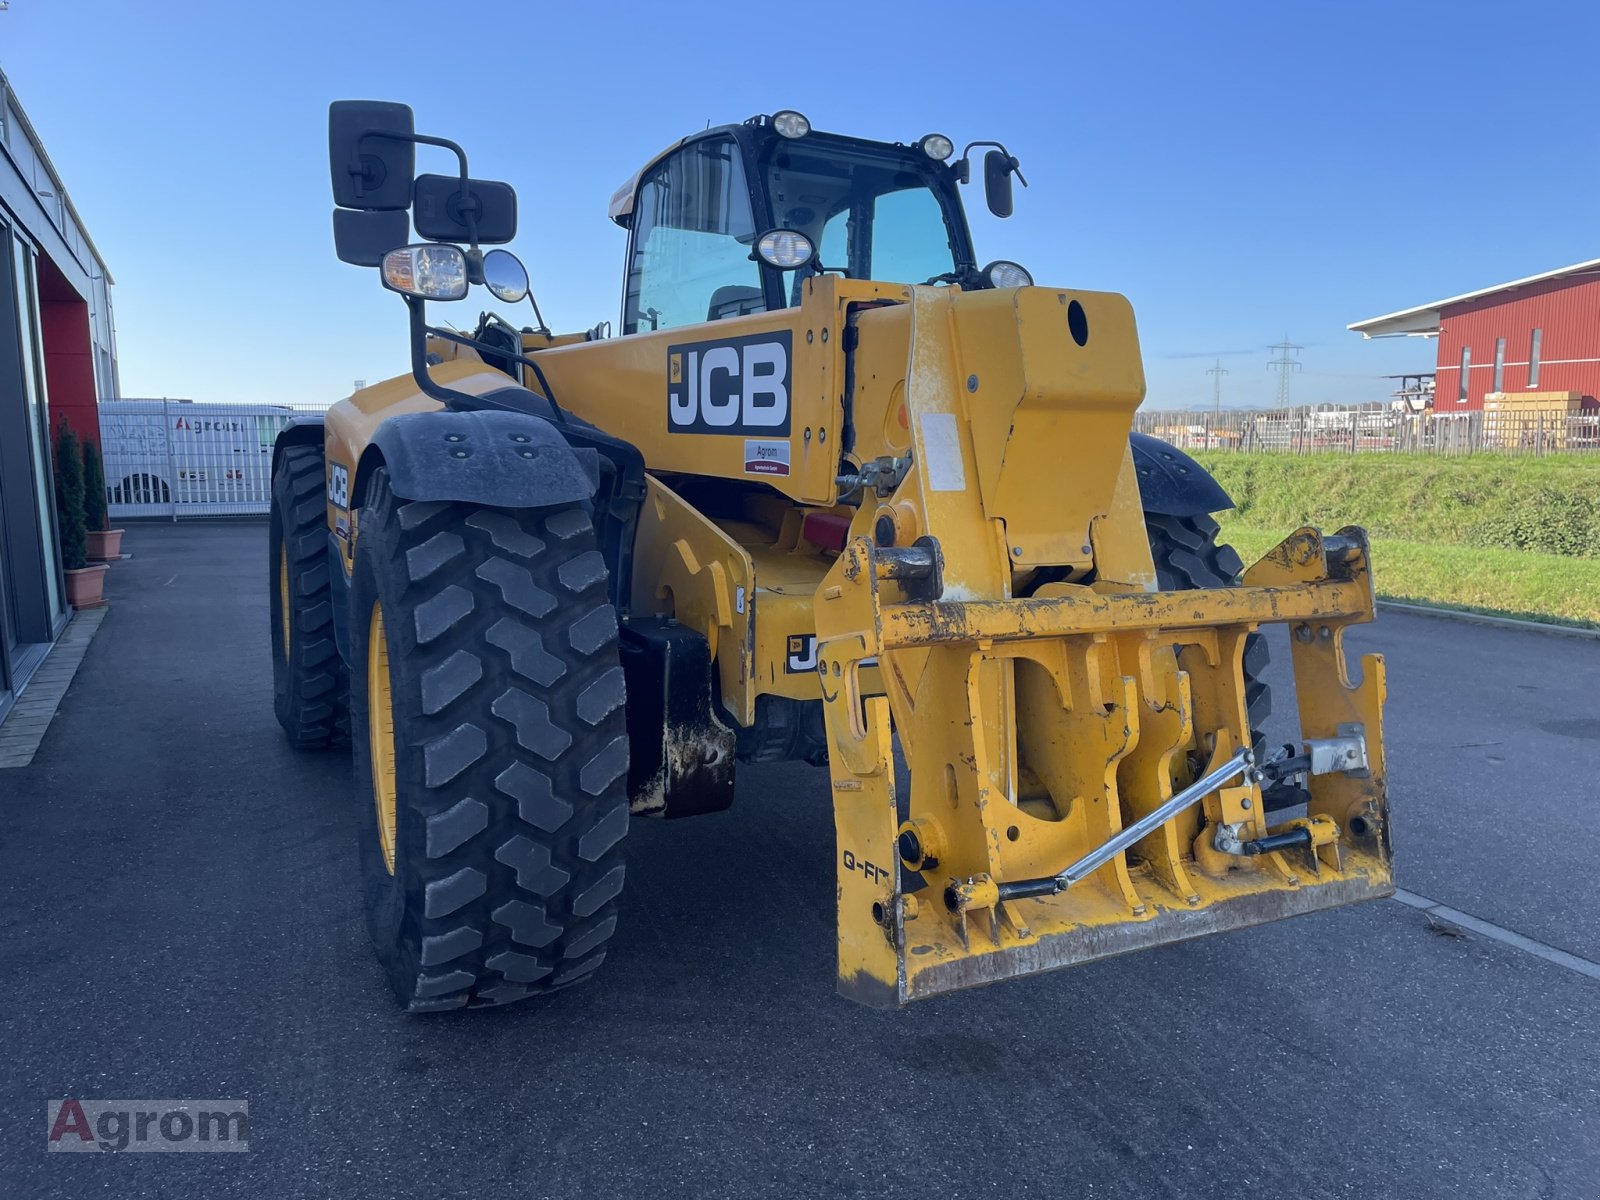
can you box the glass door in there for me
[14,235,64,625]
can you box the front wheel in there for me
[269,445,349,749]
[351,469,631,1010]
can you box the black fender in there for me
[1129,431,1233,517]
[270,413,327,476]
[361,406,599,509]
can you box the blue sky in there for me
[3,0,1597,410]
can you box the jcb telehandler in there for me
[270,102,1390,1011]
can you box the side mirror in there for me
[332,209,410,267]
[482,249,529,303]
[984,149,1016,219]
[412,175,518,245]
[329,101,416,211]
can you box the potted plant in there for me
[82,438,124,562]
[53,418,108,609]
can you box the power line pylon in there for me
[1267,336,1303,408]
[1206,360,1229,414]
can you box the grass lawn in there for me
[1218,521,1600,629]
[1190,453,1600,560]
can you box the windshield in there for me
[761,139,962,290]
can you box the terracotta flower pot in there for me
[87,528,125,562]
[64,564,109,610]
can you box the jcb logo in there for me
[667,331,791,435]
[785,634,817,674]
[327,463,350,509]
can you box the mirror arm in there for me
[526,289,551,337]
[357,127,482,250]
[959,139,1028,187]
[405,295,479,411]
[411,132,481,251]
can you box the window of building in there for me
[622,137,762,335]
[1457,347,1470,403]
[1492,337,1506,392]
[1528,328,1542,388]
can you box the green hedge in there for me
[1190,453,1600,560]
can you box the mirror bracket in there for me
[955,140,1028,219]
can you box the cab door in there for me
[621,136,769,335]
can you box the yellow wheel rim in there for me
[278,546,291,662]
[367,602,399,875]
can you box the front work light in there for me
[757,229,816,270]
[918,133,954,161]
[982,260,1033,289]
[772,110,811,139]
[382,244,469,300]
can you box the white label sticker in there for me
[921,412,967,492]
[743,438,791,477]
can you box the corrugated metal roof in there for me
[1348,257,1600,338]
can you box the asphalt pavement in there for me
[2,521,1596,1198]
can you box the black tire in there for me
[270,446,350,749]
[1144,511,1302,810]
[350,469,630,1011]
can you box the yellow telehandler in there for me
[269,102,1389,1011]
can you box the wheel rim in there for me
[367,602,398,874]
[277,546,291,662]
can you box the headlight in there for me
[382,244,468,300]
[772,110,811,139]
[757,229,816,269]
[918,133,954,161]
[981,260,1033,289]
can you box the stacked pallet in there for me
[1482,391,1587,448]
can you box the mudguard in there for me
[270,413,327,475]
[368,408,599,508]
[1129,431,1233,517]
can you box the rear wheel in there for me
[1144,511,1301,809]
[269,445,349,749]
[351,469,631,1010]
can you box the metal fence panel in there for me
[1132,405,1600,456]
[101,399,332,519]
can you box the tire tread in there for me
[353,479,629,1011]
[270,445,350,749]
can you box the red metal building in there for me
[1349,258,1600,411]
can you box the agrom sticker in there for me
[744,438,791,477]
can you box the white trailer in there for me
[100,399,320,517]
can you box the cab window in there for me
[623,138,763,334]
[763,138,961,301]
